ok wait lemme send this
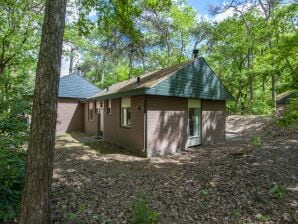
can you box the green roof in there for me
[59,74,101,99]
[88,57,233,101]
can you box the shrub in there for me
[131,196,160,224]
[276,96,298,128]
[0,148,26,222]
[0,73,30,222]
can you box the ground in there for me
[51,116,298,224]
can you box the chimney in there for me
[192,49,199,59]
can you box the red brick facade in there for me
[201,100,226,144]
[84,102,98,135]
[103,96,145,154]
[56,98,84,133]
[146,96,188,157]
[83,96,226,157]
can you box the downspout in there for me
[143,95,147,155]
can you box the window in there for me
[96,101,104,114]
[107,99,111,115]
[121,98,131,127]
[88,102,94,121]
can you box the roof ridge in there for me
[102,60,191,90]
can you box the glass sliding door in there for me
[187,99,201,147]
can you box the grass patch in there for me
[269,185,286,199]
[131,196,160,224]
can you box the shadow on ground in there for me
[51,123,298,224]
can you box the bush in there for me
[131,196,160,224]
[250,135,262,147]
[0,73,30,222]
[0,148,26,222]
[276,96,298,127]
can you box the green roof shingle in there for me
[88,57,233,101]
[59,74,101,99]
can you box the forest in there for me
[0,0,297,223]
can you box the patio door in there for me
[96,101,104,138]
[187,99,201,147]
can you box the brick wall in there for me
[56,98,84,133]
[84,102,98,135]
[103,96,145,154]
[146,96,188,157]
[201,100,226,145]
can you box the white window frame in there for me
[121,97,131,127]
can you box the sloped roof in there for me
[276,91,297,105]
[59,74,101,99]
[88,57,233,101]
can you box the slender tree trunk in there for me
[262,75,266,92]
[69,47,75,74]
[19,0,67,223]
[129,51,133,79]
[247,47,253,103]
[101,56,106,86]
[179,32,184,62]
[272,74,276,109]
[141,48,146,74]
[0,64,5,77]
[166,38,171,66]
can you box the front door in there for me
[187,99,201,147]
[96,101,104,139]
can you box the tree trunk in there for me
[140,48,146,74]
[166,37,171,66]
[272,74,276,110]
[247,47,253,103]
[69,47,75,74]
[101,56,106,86]
[0,64,5,77]
[129,51,133,79]
[19,0,66,223]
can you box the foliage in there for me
[0,148,26,222]
[250,135,262,147]
[196,3,297,114]
[131,196,160,224]
[0,49,34,223]
[276,96,298,128]
[269,185,286,199]
[64,0,197,88]
[0,0,43,77]
[256,213,270,222]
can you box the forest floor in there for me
[51,115,298,224]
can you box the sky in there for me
[61,0,224,76]
[187,0,221,16]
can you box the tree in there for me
[0,0,42,77]
[18,0,67,223]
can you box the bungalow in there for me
[82,56,233,157]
